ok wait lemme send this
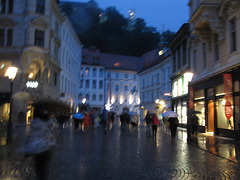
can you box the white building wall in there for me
[105,70,140,115]
[139,55,172,120]
[59,15,82,111]
[79,65,105,111]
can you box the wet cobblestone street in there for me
[1,121,240,180]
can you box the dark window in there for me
[54,73,57,86]
[182,40,187,65]
[0,29,5,46]
[0,0,12,14]
[202,43,207,67]
[0,29,13,47]
[193,50,197,72]
[99,80,103,89]
[36,0,45,14]
[92,80,96,89]
[177,46,181,69]
[0,0,6,13]
[99,94,103,101]
[34,30,44,47]
[8,0,13,13]
[92,94,96,101]
[85,80,89,89]
[214,34,219,61]
[230,17,237,53]
[6,29,12,46]
[115,85,119,92]
[173,50,176,72]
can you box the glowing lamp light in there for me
[5,67,18,80]
[129,95,133,104]
[155,99,160,104]
[82,98,86,104]
[26,81,39,88]
[28,73,34,79]
[120,96,124,104]
[160,101,165,105]
[184,72,193,83]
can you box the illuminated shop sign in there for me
[26,81,38,88]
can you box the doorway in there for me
[208,100,214,133]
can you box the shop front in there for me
[191,67,240,139]
[172,72,193,128]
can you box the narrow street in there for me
[0,120,240,180]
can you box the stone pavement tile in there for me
[1,124,240,180]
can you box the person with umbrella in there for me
[73,112,85,131]
[163,111,179,138]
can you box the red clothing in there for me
[83,114,91,128]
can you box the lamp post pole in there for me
[7,79,13,143]
[5,67,18,144]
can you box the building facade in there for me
[59,16,82,112]
[81,48,143,114]
[138,49,172,121]
[0,0,81,126]
[188,0,240,139]
[168,23,193,128]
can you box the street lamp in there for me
[5,66,18,143]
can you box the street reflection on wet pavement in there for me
[0,120,240,180]
[174,127,240,163]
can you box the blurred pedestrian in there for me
[191,113,199,136]
[152,113,160,137]
[24,104,57,180]
[102,108,109,135]
[90,109,96,130]
[120,110,130,131]
[131,113,139,130]
[145,111,152,137]
[83,111,91,132]
[73,117,80,131]
[168,117,179,138]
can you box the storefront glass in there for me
[216,98,234,130]
[234,80,240,130]
[234,96,240,130]
[0,103,10,126]
[181,101,187,124]
[194,101,205,126]
[177,102,182,123]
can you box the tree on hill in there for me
[60,2,175,56]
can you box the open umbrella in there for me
[73,113,85,120]
[162,111,178,118]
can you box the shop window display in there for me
[216,98,234,130]
[194,101,205,126]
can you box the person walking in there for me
[24,104,57,180]
[120,110,130,131]
[145,111,152,137]
[168,117,179,138]
[191,113,199,136]
[152,113,160,137]
[101,108,109,135]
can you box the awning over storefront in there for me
[32,98,71,114]
[0,93,10,106]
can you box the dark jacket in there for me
[145,114,152,124]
